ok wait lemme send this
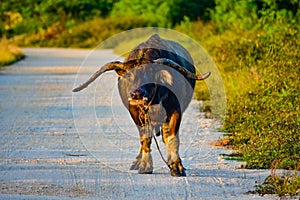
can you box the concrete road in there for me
[0,48,273,199]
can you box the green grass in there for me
[0,40,25,66]
[217,30,299,170]
[256,173,300,197]
[182,22,299,197]
[181,23,300,170]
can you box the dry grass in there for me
[0,40,25,66]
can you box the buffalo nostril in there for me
[130,88,141,99]
[130,88,147,99]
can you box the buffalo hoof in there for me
[169,159,186,177]
[170,168,186,177]
[130,161,153,174]
[138,160,153,174]
[130,160,141,170]
[136,151,153,174]
[138,169,153,174]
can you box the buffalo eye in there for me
[123,72,134,80]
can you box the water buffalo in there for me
[73,34,210,176]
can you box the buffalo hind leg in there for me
[166,135,185,176]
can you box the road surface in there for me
[0,48,273,199]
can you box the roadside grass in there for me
[256,172,300,198]
[255,157,300,197]
[0,40,25,67]
[214,29,299,170]
[196,25,299,197]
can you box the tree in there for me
[111,0,171,27]
[0,0,116,37]
[111,0,215,27]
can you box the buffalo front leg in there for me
[129,146,142,170]
[162,113,186,177]
[138,136,153,174]
[130,126,153,174]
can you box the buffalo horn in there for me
[72,61,124,92]
[153,58,210,80]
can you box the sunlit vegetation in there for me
[0,40,24,66]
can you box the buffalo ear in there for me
[155,70,174,86]
[115,69,127,76]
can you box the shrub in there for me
[214,27,300,170]
[13,17,150,48]
[0,40,24,66]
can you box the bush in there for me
[13,17,150,48]
[214,27,300,170]
[0,40,24,66]
[256,160,300,197]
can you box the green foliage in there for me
[168,0,215,23]
[111,0,171,27]
[0,0,115,37]
[256,171,300,197]
[14,17,150,48]
[210,0,259,31]
[1,0,216,37]
[111,0,215,27]
[210,0,300,32]
[182,15,299,196]
[57,17,150,48]
[219,29,300,170]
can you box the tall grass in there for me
[188,23,299,197]
[217,30,299,170]
[13,17,150,48]
[0,40,24,66]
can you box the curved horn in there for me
[153,58,210,80]
[72,61,124,92]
